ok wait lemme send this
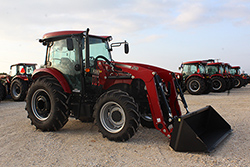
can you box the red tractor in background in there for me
[0,73,6,101]
[241,73,250,84]
[25,29,231,152]
[0,63,37,101]
[178,60,211,95]
[205,62,232,92]
[223,63,235,89]
[230,66,246,88]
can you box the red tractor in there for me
[241,73,250,84]
[0,73,6,101]
[25,29,231,152]
[178,60,211,95]
[0,63,37,101]
[230,66,246,88]
[205,62,230,92]
[223,63,235,90]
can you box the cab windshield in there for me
[182,64,205,76]
[230,69,236,75]
[206,65,223,75]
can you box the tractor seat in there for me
[60,58,72,66]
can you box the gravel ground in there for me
[0,85,249,167]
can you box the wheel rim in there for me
[213,79,222,90]
[189,80,200,92]
[12,82,21,98]
[31,89,51,121]
[100,101,125,133]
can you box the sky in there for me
[0,0,250,74]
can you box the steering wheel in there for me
[94,55,122,71]
[94,55,113,68]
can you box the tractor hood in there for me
[114,61,174,83]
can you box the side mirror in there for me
[124,42,129,54]
[66,38,74,51]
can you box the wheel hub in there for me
[36,95,49,113]
[189,80,200,92]
[100,101,125,133]
[31,89,51,121]
[110,110,122,123]
[13,84,21,97]
[213,80,222,90]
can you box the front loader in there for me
[25,28,231,152]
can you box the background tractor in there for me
[0,63,37,101]
[25,29,231,152]
[206,62,229,92]
[230,66,246,88]
[241,73,250,84]
[223,63,235,90]
[178,60,211,95]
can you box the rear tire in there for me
[0,83,6,101]
[25,77,69,131]
[186,77,206,95]
[234,76,243,88]
[10,79,28,101]
[94,90,139,141]
[211,77,226,92]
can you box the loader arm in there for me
[114,62,180,138]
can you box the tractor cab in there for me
[230,66,241,75]
[206,62,224,75]
[10,63,37,78]
[181,61,207,79]
[39,30,128,94]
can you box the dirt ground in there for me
[0,85,249,167]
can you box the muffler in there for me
[170,105,232,152]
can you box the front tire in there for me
[94,90,139,141]
[10,79,28,101]
[25,77,69,131]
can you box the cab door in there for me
[47,38,82,92]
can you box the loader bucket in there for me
[170,105,231,152]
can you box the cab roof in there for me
[182,60,207,65]
[40,30,111,42]
[207,62,223,66]
[231,66,241,69]
[10,63,37,68]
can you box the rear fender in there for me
[211,74,224,78]
[11,75,29,82]
[32,68,72,93]
[185,74,205,82]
